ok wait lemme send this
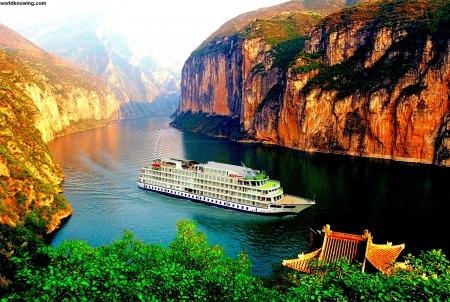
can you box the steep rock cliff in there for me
[17,14,181,118]
[0,71,71,233]
[174,0,450,167]
[0,23,118,142]
[1,23,120,233]
[176,1,325,136]
[278,0,450,166]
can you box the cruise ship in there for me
[138,158,315,216]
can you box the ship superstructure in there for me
[138,158,314,216]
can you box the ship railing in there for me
[161,161,176,168]
[267,180,280,186]
[285,194,316,203]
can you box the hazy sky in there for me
[1,0,288,62]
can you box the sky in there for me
[0,0,288,62]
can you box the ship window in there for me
[269,205,282,208]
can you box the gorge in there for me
[172,0,450,167]
[2,0,450,295]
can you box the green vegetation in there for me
[192,11,323,68]
[300,0,450,97]
[5,220,279,301]
[243,12,322,45]
[303,30,438,98]
[3,0,450,299]
[270,37,307,71]
[245,12,323,71]
[190,34,240,59]
[2,220,450,301]
[291,51,328,75]
[1,63,72,291]
[170,111,246,141]
[319,0,450,34]
[1,49,19,55]
[1,83,9,91]
[252,63,266,75]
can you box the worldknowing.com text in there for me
[0,1,46,6]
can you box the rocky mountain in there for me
[17,13,181,118]
[0,24,118,142]
[172,0,450,167]
[0,23,120,233]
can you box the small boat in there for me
[137,158,315,216]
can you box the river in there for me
[48,117,450,276]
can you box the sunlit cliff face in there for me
[177,2,450,167]
[277,24,450,166]
[0,23,120,232]
[0,24,118,143]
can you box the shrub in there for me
[7,220,280,301]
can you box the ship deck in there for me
[278,194,314,205]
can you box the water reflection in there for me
[48,117,450,276]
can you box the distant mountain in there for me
[17,13,181,118]
[0,23,118,142]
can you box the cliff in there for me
[173,0,450,167]
[0,24,118,143]
[0,23,119,233]
[17,13,181,118]
[0,81,71,233]
[174,1,326,135]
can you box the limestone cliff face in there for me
[16,76,117,143]
[0,24,118,143]
[1,69,72,233]
[180,36,242,117]
[178,1,320,136]
[1,23,119,233]
[277,2,450,166]
[180,36,279,124]
[18,14,181,118]
[175,0,450,167]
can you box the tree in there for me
[6,220,280,301]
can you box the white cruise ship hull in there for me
[138,158,315,216]
[137,181,314,216]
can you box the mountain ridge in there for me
[16,13,181,118]
[173,0,450,167]
[0,22,122,235]
[0,23,118,142]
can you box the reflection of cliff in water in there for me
[49,117,450,277]
[192,211,311,275]
[182,132,450,263]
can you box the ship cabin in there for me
[139,158,284,206]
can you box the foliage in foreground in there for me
[5,220,278,301]
[277,250,450,301]
[2,220,450,301]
